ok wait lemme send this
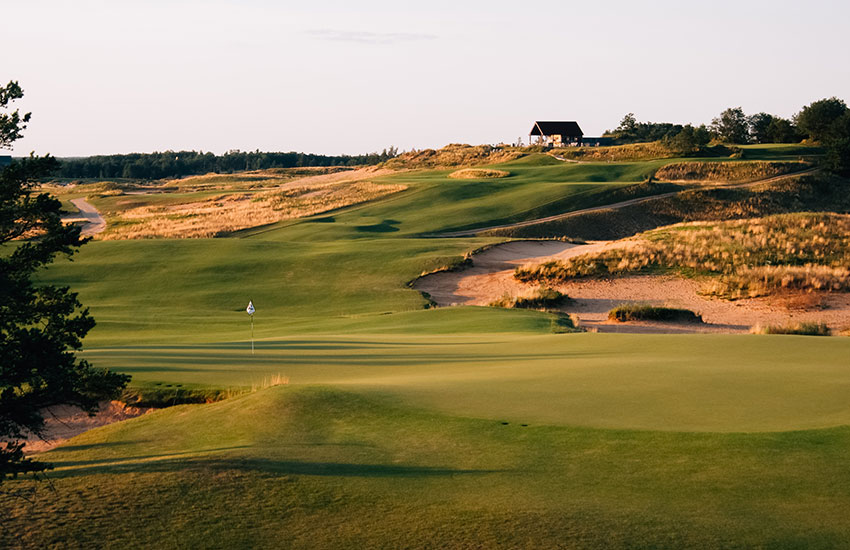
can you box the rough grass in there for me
[384,143,524,168]
[553,141,680,161]
[489,286,570,310]
[608,303,702,323]
[447,168,510,179]
[99,177,406,239]
[752,322,832,336]
[515,212,850,299]
[654,160,809,183]
[490,173,850,241]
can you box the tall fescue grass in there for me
[608,304,702,323]
[99,173,406,239]
[554,142,680,162]
[654,161,809,183]
[384,144,523,168]
[515,213,850,299]
[751,322,831,336]
[447,168,510,179]
[489,287,570,310]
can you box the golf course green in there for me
[6,150,850,549]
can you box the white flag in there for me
[246,301,255,315]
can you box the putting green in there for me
[86,327,850,432]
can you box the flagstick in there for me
[251,314,254,355]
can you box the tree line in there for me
[55,147,400,180]
[606,97,849,174]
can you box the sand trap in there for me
[413,240,850,334]
[23,401,152,454]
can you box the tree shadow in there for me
[48,454,506,480]
[355,219,401,233]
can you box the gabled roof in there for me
[530,121,583,137]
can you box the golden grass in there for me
[447,168,510,179]
[751,322,831,336]
[554,142,679,162]
[488,287,570,310]
[516,213,850,299]
[99,169,405,239]
[385,144,523,168]
[654,161,809,183]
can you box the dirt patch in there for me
[23,401,153,454]
[413,240,850,334]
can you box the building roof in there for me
[530,121,583,137]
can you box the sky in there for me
[5,0,850,157]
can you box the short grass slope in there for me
[7,379,850,549]
[489,173,850,241]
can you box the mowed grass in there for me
[6,384,850,549]
[85,331,850,433]
[14,147,850,548]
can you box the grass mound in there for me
[608,303,702,323]
[654,161,809,183]
[447,168,510,179]
[384,143,523,168]
[752,322,831,336]
[489,287,570,310]
[553,141,679,162]
[515,212,850,298]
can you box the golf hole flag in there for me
[247,300,255,354]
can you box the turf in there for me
[6,385,850,549]
[84,331,850,433]
[8,148,850,548]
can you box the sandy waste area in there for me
[414,240,850,334]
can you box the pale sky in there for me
[6,0,850,156]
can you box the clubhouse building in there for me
[529,121,612,148]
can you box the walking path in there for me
[68,198,107,236]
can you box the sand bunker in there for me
[24,400,152,454]
[413,240,850,334]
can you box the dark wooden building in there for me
[529,121,583,147]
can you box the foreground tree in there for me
[711,107,750,144]
[795,97,848,142]
[0,81,129,483]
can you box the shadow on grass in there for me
[49,454,504,479]
[355,219,401,233]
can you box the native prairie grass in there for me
[96,168,405,239]
[515,212,850,299]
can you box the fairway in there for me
[86,329,850,432]
[8,147,850,549]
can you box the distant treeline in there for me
[55,148,399,180]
